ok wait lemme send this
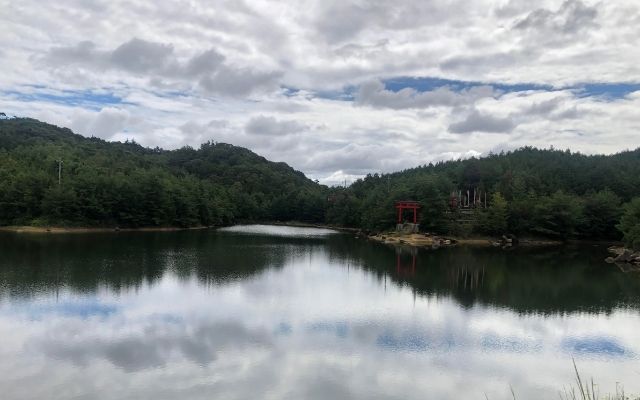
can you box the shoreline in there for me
[0,222,355,235]
[0,224,623,249]
[457,237,568,247]
[261,221,360,233]
[0,225,213,234]
[257,222,572,246]
[365,232,617,248]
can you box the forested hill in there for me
[1,116,639,247]
[325,147,640,246]
[0,117,327,227]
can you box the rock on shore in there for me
[605,246,640,269]
[367,232,454,248]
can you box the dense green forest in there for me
[0,117,327,227]
[326,146,640,247]
[1,117,639,247]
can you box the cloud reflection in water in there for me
[0,226,638,400]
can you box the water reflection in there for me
[0,225,639,400]
[2,229,638,314]
[324,240,640,314]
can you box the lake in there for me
[0,225,638,399]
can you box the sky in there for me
[1,0,640,185]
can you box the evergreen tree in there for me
[617,198,640,250]
[478,192,508,235]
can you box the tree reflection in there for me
[1,230,639,314]
[323,235,640,314]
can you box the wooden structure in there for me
[449,188,487,210]
[395,201,420,223]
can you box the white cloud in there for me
[513,0,599,37]
[449,108,516,134]
[1,0,640,184]
[70,107,131,140]
[355,80,497,109]
[245,115,306,136]
[42,38,280,96]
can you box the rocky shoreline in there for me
[605,246,640,272]
[364,230,564,249]
[367,232,452,248]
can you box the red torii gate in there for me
[395,201,420,224]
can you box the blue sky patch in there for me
[301,76,640,103]
[376,331,429,352]
[283,86,355,101]
[274,321,293,335]
[562,337,633,358]
[6,298,119,320]
[307,320,349,338]
[383,76,551,94]
[6,77,639,114]
[481,334,541,353]
[383,77,640,100]
[4,87,127,110]
[574,83,640,100]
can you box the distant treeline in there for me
[1,117,639,248]
[325,147,640,249]
[0,118,326,227]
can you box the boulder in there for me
[608,246,625,256]
[615,249,634,263]
[605,248,640,266]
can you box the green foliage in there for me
[530,191,585,238]
[326,147,639,240]
[617,198,640,250]
[582,189,622,239]
[477,192,508,235]
[0,118,327,227]
[2,117,638,241]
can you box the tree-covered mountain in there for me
[0,117,327,227]
[1,116,639,246]
[326,146,640,243]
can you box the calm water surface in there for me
[0,225,639,399]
